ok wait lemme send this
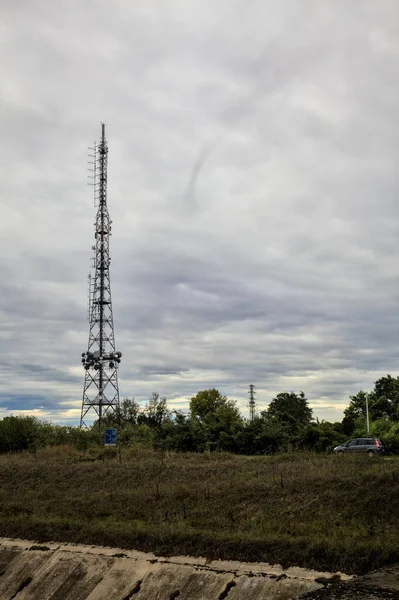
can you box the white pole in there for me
[366,394,370,433]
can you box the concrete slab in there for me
[177,568,235,600]
[130,562,192,599]
[228,575,322,600]
[119,549,157,562]
[86,558,152,600]
[0,549,52,600]
[160,555,207,566]
[0,546,21,576]
[236,561,284,576]
[58,543,97,555]
[133,562,198,599]
[0,538,61,552]
[285,566,353,581]
[53,553,114,600]
[59,543,157,562]
[28,542,61,551]
[207,559,242,571]
[0,537,39,551]
[15,551,111,600]
[133,562,234,600]
[0,537,357,600]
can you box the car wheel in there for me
[367,450,375,457]
[337,450,344,454]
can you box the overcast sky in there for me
[1,0,399,425]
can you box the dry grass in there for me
[0,447,398,574]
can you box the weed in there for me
[0,449,397,574]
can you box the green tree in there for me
[299,421,346,453]
[344,376,399,427]
[117,397,141,425]
[266,391,313,433]
[235,417,290,454]
[190,389,230,420]
[140,392,170,430]
[0,416,42,453]
[92,398,141,430]
[189,389,243,451]
[161,411,207,452]
[344,390,369,422]
[373,375,399,421]
[381,422,399,453]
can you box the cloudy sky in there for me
[1,0,399,425]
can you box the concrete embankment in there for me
[0,537,352,599]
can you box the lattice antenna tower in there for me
[248,384,256,422]
[80,123,122,429]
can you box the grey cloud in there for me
[17,364,80,385]
[0,393,60,412]
[1,0,399,424]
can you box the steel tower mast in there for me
[248,384,256,422]
[80,123,122,429]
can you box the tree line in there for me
[1,374,399,455]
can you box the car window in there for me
[348,440,358,447]
[357,439,368,445]
[365,439,375,445]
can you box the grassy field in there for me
[0,446,397,575]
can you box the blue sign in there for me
[104,428,117,447]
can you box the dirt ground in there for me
[302,566,399,599]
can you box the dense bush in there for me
[0,416,97,454]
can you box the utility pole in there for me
[248,384,256,422]
[366,393,370,433]
[80,124,122,429]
